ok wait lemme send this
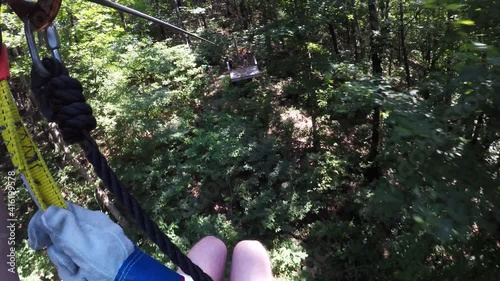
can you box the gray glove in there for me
[28,203,135,281]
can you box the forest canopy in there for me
[0,0,499,280]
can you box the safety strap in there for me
[0,45,66,210]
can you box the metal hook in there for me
[25,21,63,77]
[45,24,62,61]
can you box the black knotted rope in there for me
[31,58,212,281]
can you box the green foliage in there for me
[1,0,499,281]
[270,238,308,280]
[16,241,56,280]
[195,30,231,65]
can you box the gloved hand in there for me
[28,203,135,281]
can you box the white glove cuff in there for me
[180,273,194,281]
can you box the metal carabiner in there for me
[25,21,63,77]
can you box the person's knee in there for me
[231,240,273,281]
[233,240,268,257]
[181,236,228,281]
[196,236,228,256]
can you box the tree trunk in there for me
[388,47,393,76]
[239,0,250,29]
[385,0,391,19]
[354,11,365,62]
[369,0,383,75]
[345,18,351,49]
[306,50,320,151]
[200,14,208,28]
[346,0,360,61]
[327,23,340,55]
[119,11,127,30]
[154,0,167,40]
[311,93,320,151]
[172,0,191,45]
[471,114,484,145]
[380,0,387,20]
[353,11,360,62]
[366,105,382,183]
[261,4,272,56]
[399,0,411,87]
[366,0,383,183]
[443,11,454,105]
[225,0,232,16]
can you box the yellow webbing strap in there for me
[0,79,66,210]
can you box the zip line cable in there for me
[87,0,217,45]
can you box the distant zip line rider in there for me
[239,47,249,67]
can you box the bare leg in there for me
[230,240,273,281]
[177,236,227,281]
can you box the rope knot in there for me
[31,58,96,144]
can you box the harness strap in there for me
[0,45,66,210]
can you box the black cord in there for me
[30,58,213,281]
[80,133,212,281]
